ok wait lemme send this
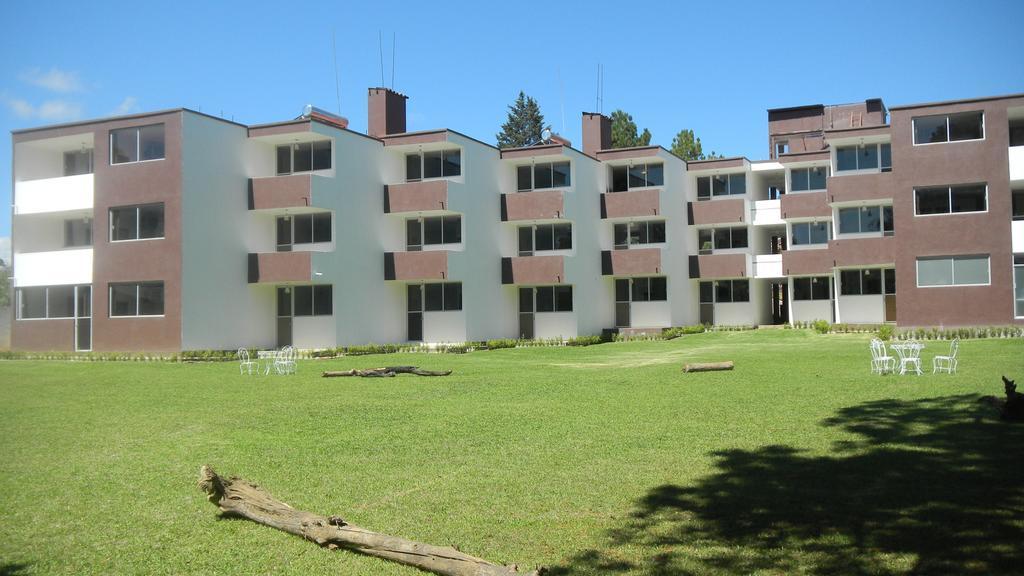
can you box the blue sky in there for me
[2,0,1023,247]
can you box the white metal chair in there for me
[932,338,959,374]
[893,340,923,375]
[870,338,896,374]
[274,345,296,375]
[238,347,258,375]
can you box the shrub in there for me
[876,324,894,341]
[812,320,831,334]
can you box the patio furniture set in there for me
[238,346,297,376]
[870,338,959,375]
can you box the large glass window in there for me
[17,285,90,320]
[63,149,93,176]
[291,285,333,316]
[698,226,748,251]
[622,277,668,302]
[914,184,987,215]
[276,213,332,248]
[109,282,164,317]
[1013,190,1024,221]
[64,218,92,247]
[406,216,461,249]
[17,287,47,319]
[917,255,990,287]
[517,223,572,255]
[840,269,885,296]
[713,279,749,303]
[110,124,164,164]
[413,282,463,312]
[837,205,891,235]
[613,220,665,249]
[793,276,831,301]
[913,111,984,145]
[835,143,889,172]
[517,161,570,191]
[610,163,664,192]
[790,166,828,192]
[405,149,461,181]
[110,204,164,241]
[1014,255,1024,317]
[698,173,746,197]
[529,286,573,312]
[276,140,332,175]
[790,221,830,246]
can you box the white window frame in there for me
[407,215,462,250]
[915,255,991,288]
[788,165,830,193]
[834,204,893,237]
[913,184,989,217]
[516,161,571,192]
[614,220,667,249]
[617,276,668,302]
[912,111,986,147]
[788,220,831,248]
[523,285,573,313]
[405,148,461,182]
[697,173,747,199]
[609,162,664,192]
[108,282,165,318]
[792,276,832,301]
[109,124,165,165]
[109,203,165,243]
[833,143,891,175]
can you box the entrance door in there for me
[276,287,293,347]
[74,285,92,352]
[407,284,423,341]
[883,268,896,322]
[518,287,534,339]
[615,279,631,328]
[699,281,714,325]
[770,281,788,324]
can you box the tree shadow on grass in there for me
[549,394,1024,575]
[0,564,31,576]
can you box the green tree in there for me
[609,109,652,149]
[670,129,723,161]
[496,91,548,149]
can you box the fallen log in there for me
[197,466,541,576]
[322,366,452,378]
[683,361,734,373]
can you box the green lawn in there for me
[1,330,1023,575]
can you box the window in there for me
[913,111,984,145]
[776,141,789,156]
[837,205,892,235]
[64,218,92,247]
[840,269,886,296]
[617,277,667,302]
[698,173,746,197]
[917,255,990,287]
[609,163,664,192]
[613,220,665,249]
[406,216,461,249]
[698,227,747,252]
[835,143,890,172]
[109,282,164,316]
[699,281,714,304]
[64,149,93,176]
[110,124,164,164]
[275,213,332,249]
[790,167,828,192]
[1014,255,1024,317]
[914,184,987,215]
[517,161,570,191]
[288,285,333,316]
[517,223,572,255]
[16,285,77,319]
[276,140,332,175]
[1013,190,1024,221]
[790,221,830,246]
[410,282,462,312]
[110,204,164,241]
[793,276,831,301]
[405,149,461,181]
[713,279,749,303]
[528,286,573,312]
[1011,119,1024,147]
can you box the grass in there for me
[0,329,1022,575]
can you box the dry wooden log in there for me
[682,361,734,373]
[198,466,541,576]
[322,366,452,378]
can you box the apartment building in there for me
[9,88,1024,351]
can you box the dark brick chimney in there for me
[582,112,611,155]
[368,88,408,137]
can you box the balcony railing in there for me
[501,190,564,221]
[13,248,93,287]
[688,198,745,226]
[501,255,565,284]
[687,253,748,279]
[601,189,659,219]
[384,180,448,213]
[601,248,661,276]
[384,251,448,281]
[248,175,314,210]
[247,251,312,283]
[14,174,93,215]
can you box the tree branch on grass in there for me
[321,366,452,378]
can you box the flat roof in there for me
[11,108,247,135]
[889,92,1024,111]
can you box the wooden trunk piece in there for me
[682,361,734,373]
[322,366,452,378]
[197,466,539,576]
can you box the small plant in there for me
[812,320,831,334]
[876,324,894,341]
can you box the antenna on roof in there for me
[391,32,396,89]
[332,29,342,115]
[378,30,385,87]
[558,66,565,135]
[596,63,604,114]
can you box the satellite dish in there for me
[540,128,552,142]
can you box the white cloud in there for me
[4,97,82,121]
[112,96,139,115]
[20,67,83,93]
[0,237,10,266]
[6,98,34,118]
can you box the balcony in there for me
[826,171,894,204]
[689,198,745,226]
[13,248,92,287]
[601,248,661,276]
[501,190,564,221]
[688,253,748,279]
[249,175,315,210]
[385,180,448,213]
[1013,220,1024,253]
[14,174,93,215]
[780,191,830,219]
[501,255,564,285]
[1010,146,1024,182]
[751,199,783,226]
[384,251,448,281]
[247,251,312,283]
[829,236,895,267]
[782,248,833,276]
[752,254,783,278]
[601,189,660,219]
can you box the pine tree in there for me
[496,91,548,149]
[670,129,723,161]
[609,109,652,148]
